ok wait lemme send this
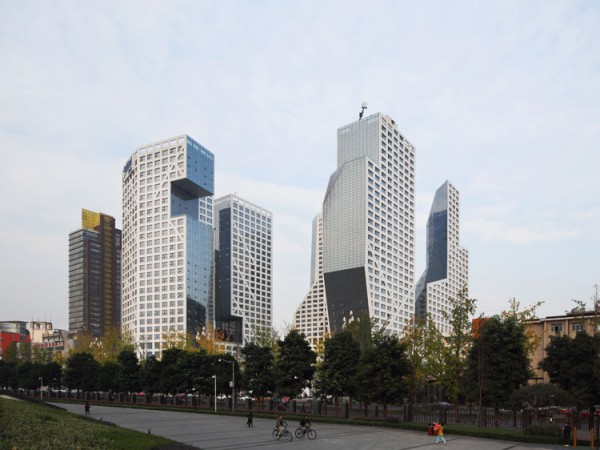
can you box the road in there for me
[51,402,571,450]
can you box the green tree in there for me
[17,362,41,390]
[509,383,571,410]
[318,330,360,400]
[241,343,275,397]
[343,314,387,353]
[355,334,412,417]
[252,326,280,352]
[465,316,531,414]
[274,329,316,397]
[97,361,119,392]
[139,355,161,396]
[0,360,17,388]
[115,350,141,393]
[180,350,211,394]
[501,297,544,355]
[441,287,477,403]
[158,348,188,394]
[539,331,600,405]
[40,362,62,389]
[401,314,445,404]
[63,352,99,391]
[31,347,55,365]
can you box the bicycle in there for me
[272,426,293,441]
[295,426,317,440]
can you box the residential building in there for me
[30,321,74,359]
[292,212,329,349]
[68,209,122,337]
[414,181,469,334]
[323,112,416,336]
[121,135,214,357]
[213,194,273,345]
[526,310,600,382]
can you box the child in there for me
[246,410,253,427]
[435,422,447,444]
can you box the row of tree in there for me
[2,289,598,410]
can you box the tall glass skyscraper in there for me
[414,181,469,335]
[213,194,273,345]
[323,112,416,336]
[68,209,122,337]
[121,135,214,356]
[292,212,329,349]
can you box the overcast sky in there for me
[1,1,599,333]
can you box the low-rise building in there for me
[526,310,600,382]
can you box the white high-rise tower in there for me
[323,112,416,336]
[415,180,469,334]
[292,212,329,349]
[121,135,214,357]
[213,194,273,345]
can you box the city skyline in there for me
[1,2,599,332]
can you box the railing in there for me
[3,388,581,434]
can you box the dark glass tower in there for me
[68,209,122,337]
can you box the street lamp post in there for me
[212,375,217,413]
[39,377,43,401]
[219,358,235,412]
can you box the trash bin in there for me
[427,425,434,436]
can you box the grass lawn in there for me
[0,396,198,449]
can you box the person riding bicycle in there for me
[275,414,286,436]
[299,415,311,433]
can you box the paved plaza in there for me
[52,402,571,450]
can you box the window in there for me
[572,322,584,332]
[550,323,563,334]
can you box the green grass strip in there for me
[0,397,192,450]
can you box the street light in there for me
[39,377,43,401]
[219,358,235,412]
[212,375,217,413]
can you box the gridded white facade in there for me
[415,181,469,335]
[213,194,273,344]
[121,135,214,357]
[292,213,329,349]
[323,112,416,336]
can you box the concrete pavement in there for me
[51,402,572,450]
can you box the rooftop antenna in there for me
[359,102,368,120]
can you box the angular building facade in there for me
[121,135,214,356]
[292,212,329,349]
[68,209,122,337]
[323,112,416,336]
[415,181,469,335]
[213,194,273,345]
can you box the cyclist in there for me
[299,415,311,434]
[275,414,286,436]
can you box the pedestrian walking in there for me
[434,422,447,444]
[84,400,90,415]
[246,410,253,427]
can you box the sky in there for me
[1,1,599,333]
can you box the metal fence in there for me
[6,388,588,436]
